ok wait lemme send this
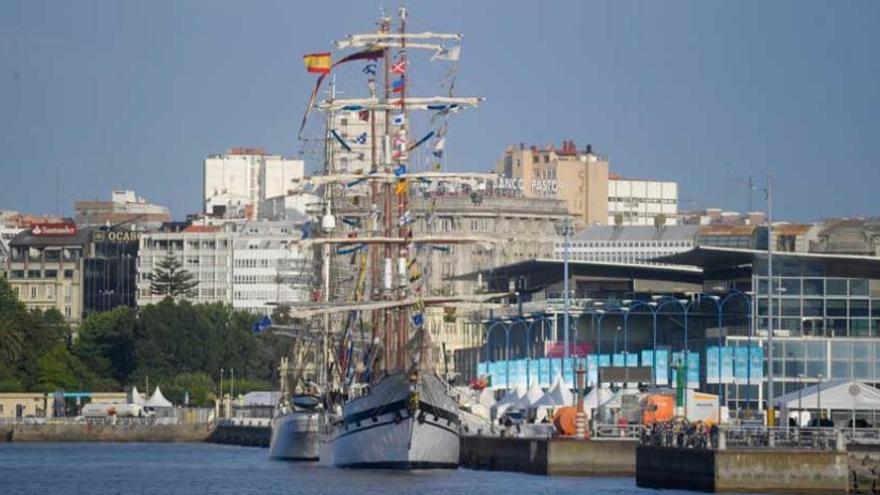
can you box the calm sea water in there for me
[0,442,740,495]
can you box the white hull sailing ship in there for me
[286,7,499,470]
[325,373,459,468]
[268,358,322,461]
[269,407,321,461]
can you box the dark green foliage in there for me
[0,277,283,398]
[148,252,198,298]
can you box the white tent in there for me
[773,380,880,411]
[129,386,145,406]
[523,382,545,408]
[543,376,574,406]
[145,386,173,408]
[478,387,496,408]
[583,387,614,412]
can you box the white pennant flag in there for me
[432,137,446,158]
[432,45,461,62]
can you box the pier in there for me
[460,425,639,476]
[206,418,271,448]
[635,426,880,494]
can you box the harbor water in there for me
[0,442,769,495]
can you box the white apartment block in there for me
[203,148,305,218]
[137,227,234,306]
[137,222,310,313]
[556,225,699,265]
[608,179,678,226]
[232,221,311,314]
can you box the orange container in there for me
[553,406,579,436]
[641,394,674,425]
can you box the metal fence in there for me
[640,425,880,450]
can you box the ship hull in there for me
[269,411,321,461]
[327,374,460,469]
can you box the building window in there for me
[30,287,37,299]
[10,270,24,279]
[64,270,74,279]
[44,269,58,279]
[27,270,41,279]
[64,307,71,318]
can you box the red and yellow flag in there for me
[303,52,332,74]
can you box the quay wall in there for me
[546,438,636,476]
[636,446,849,494]
[460,436,635,476]
[10,423,212,443]
[206,423,270,448]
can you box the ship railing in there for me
[592,423,644,439]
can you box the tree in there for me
[149,252,198,298]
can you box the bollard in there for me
[718,428,726,450]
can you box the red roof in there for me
[183,225,221,233]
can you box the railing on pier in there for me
[215,417,271,428]
[592,423,644,440]
[640,425,880,450]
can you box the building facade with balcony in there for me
[6,226,92,324]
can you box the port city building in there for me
[454,246,880,421]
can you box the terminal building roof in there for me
[571,225,701,242]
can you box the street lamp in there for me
[796,373,805,427]
[614,326,621,355]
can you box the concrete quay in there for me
[636,445,850,494]
[7,422,212,443]
[459,435,636,476]
[206,419,271,448]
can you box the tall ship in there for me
[268,354,322,461]
[284,7,499,469]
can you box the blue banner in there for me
[656,349,669,385]
[671,351,699,388]
[538,358,551,388]
[612,353,625,367]
[599,354,611,368]
[706,346,736,384]
[750,345,764,381]
[563,357,575,385]
[587,355,598,386]
[626,353,639,368]
[527,359,539,387]
[478,361,489,378]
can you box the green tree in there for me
[149,252,198,298]
[74,306,138,386]
[0,278,25,363]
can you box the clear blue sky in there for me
[1,0,878,221]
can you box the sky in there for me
[1,0,878,222]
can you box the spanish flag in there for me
[303,52,332,74]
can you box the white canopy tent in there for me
[128,386,145,406]
[523,382,545,408]
[478,387,496,408]
[773,380,880,412]
[145,386,173,408]
[583,387,615,418]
